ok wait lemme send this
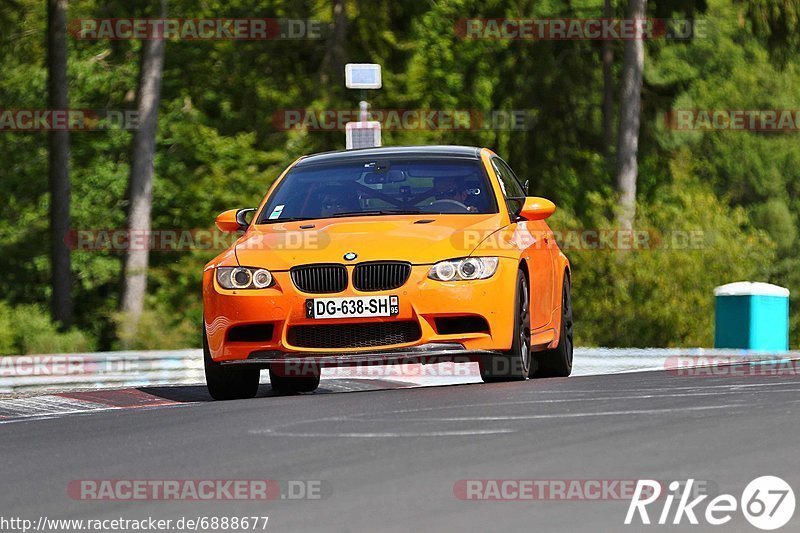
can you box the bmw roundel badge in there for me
[344,252,358,261]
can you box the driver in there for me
[430,176,476,213]
[315,184,360,218]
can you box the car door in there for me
[491,157,554,329]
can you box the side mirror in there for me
[215,208,256,232]
[518,197,556,221]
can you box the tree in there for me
[615,0,647,230]
[119,0,166,341]
[319,0,348,86]
[602,0,615,159]
[47,0,73,327]
[743,0,800,66]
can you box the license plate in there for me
[306,296,400,319]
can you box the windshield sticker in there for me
[269,205,285,220]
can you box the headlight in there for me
[217,267,274,289]
[252,269,273,288]
[428,257,499,281]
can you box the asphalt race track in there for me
[1,363,799,532]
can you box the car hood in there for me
[234,213,507,270]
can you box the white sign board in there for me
[345,64,382,89]
[345,121,381,149]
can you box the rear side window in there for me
[491,157,526,215]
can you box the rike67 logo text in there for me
[626,477,795,530]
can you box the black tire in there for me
[269,363,321,394]
[203,330,260,400]
[480,269,531,382]
[530,273,573,378]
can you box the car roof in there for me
[295,145,483,167]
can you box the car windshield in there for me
[257,158,498,223]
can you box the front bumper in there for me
[203,258,518,363]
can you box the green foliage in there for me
[752,198,796,253]
[113,306,198,350]
[565,154,776,347]
[744,0,800,65]
[0,303,95,355]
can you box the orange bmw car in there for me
[203,146,572,399]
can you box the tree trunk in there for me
[602,0,614,159]
[319,0,347,85]
[120,1,166,341]
[47,0,73,327]
[615,0,646,230]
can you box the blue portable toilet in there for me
[714,282,790,351]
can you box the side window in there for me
[491,157,526,215]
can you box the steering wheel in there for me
[428,199,470,213]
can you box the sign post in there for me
[344,63,382,149]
